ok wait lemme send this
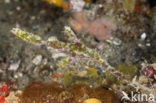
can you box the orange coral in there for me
[84,0,92,3]
[53,73,63,78]
[19,82,119,103]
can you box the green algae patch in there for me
[63,72,73,86]
[63,68,102,86]
[59,58,70,68]
[87,68,103,84]
[105,72,117,84]
[124,0,136,13]
[116,65,138,79]
[87,68,99,78]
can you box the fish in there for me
[44,0,68,10]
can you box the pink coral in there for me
[70,12,117,40]
[143,66,156,78]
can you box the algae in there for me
[105,71,117,84]
[63,72,73,86]
[63,68,102,86]
[116,64,138,79]
[124,0,136,12]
